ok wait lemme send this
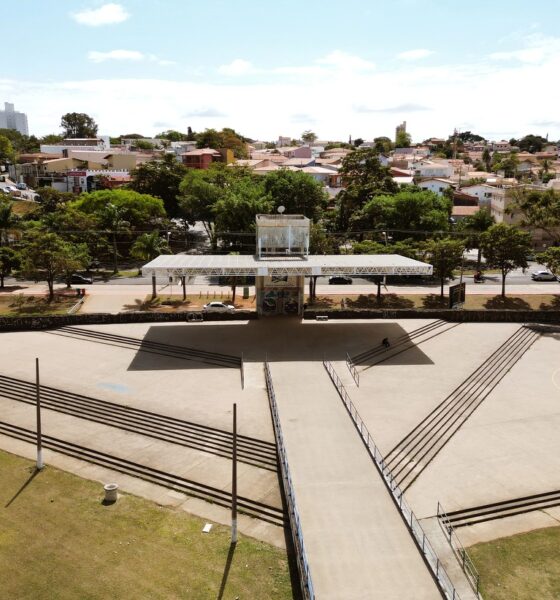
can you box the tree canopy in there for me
[480,223,531,297]
[262,169,327,219]
[60,112,98,138]
[508,188,560,244]
[129,154,187,217]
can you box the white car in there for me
[203,301,235,313]
[531,270,557,281]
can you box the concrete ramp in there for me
[270,361,441,600]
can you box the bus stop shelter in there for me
[142,253,433,316]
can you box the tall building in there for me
[0,102,29,135]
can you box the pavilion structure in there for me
[142,214,433,316]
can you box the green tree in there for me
[508,188,560,245]
[0,246,20,288]
[60,112,98,138]
[373,137,393,154]
[536,247,560,280]
[480,223,531,298]
[422,238,465,298]
[517,134,548,153]
[34,187,75,214]
[301,130,317,144]
[457,207,495,270]
[213,180,272,250]
[156,130,188,142]
[263,169,327,219]
[0,199,18,246]
[0,135,16,163]
[482,147,492,172]
[40,133,64,145]
[0,199,19,246]
[336,148,397,230]
[101,203,130,273]
[395,130,412,148]
[20,231,90,299]
[130,231,171,272]
[196,128,248,158]
[130,154,187,218]
[360,190,452,239]
[0,129,39,153]
[71,189,166,230]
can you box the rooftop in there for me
[142,253,432,277]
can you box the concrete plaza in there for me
[1,318,559,597]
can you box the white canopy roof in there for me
[142,254,432,277]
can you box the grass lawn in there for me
[0,451,294,600]
[469,527,560,600]
[0,293,78,315]
[309,293,560,311]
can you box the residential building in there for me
[452,205,480,221]
[417,178,453,195]
[0,102,28,135]
[412,160,453,179]
[40,137,110,154]
[460,183,504,208]
[277,136,291,147]
[278,146,312,159]
[181,148,233,169]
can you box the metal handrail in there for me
[264,362,315,600]
[345,352,360,386]
[437,502,481,596]
[323,359,462,600]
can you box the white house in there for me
[412,160,454,179]
[417,178,453,195]
[461,184,504,208]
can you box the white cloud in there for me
[71,3,130,26]
[6,39,560,142]
[397,49,434,61]
[218,59,255,76]
[489,33,560,63]
[88,49,144,63]
[316,50,375,71]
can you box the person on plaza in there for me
[382,337,390,349]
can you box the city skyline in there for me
[5,0,560,140]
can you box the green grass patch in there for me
[469,527,560,600]
[0,451,294,600]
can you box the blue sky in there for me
[4,0,560,141]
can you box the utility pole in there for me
[35,358,44,470]
[231,403,238,544]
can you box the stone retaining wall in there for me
[303,308,560,323]
[0,310,257,332]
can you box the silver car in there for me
[531,270,557,281]
[203,301,235,313]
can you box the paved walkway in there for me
[270,361,441,600]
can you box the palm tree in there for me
[130,231,171,274]
[459,208,495,271]
[101,203,129,273]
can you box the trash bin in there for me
[104,483,119,503]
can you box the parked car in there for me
[70,273,93,285]
[531,270,557,281]
[328,275,353,285]
[203,301,235,313]
[16,183,27,190]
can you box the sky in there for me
[4,0,560,142]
